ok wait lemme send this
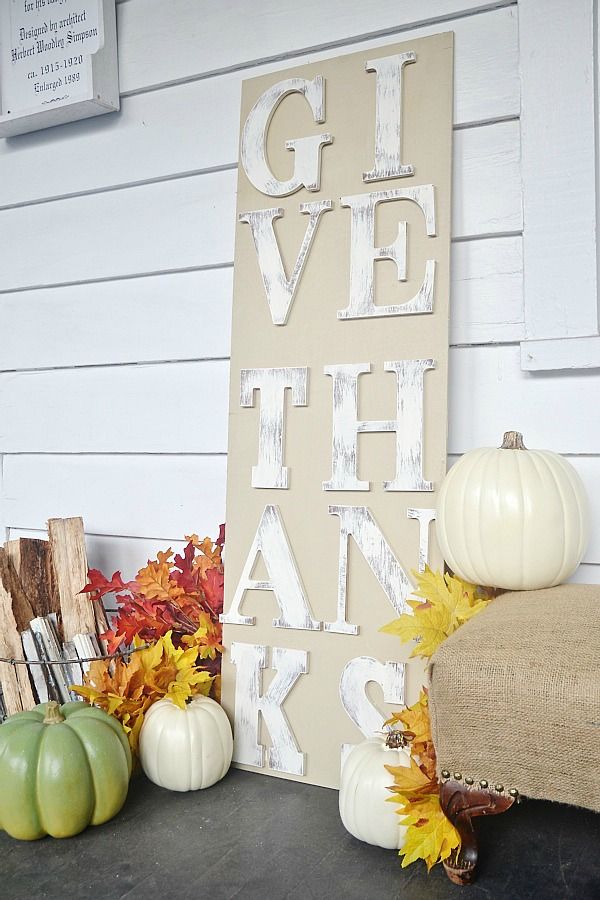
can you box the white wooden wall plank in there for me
[448,346,600,455]
[450,236,523,345]
[1,269,233,371]
[519,0,599,342]
[0,361,230,453]
[116,0,515,95]
[6,452,600,565]
[1,456,226,540]
[1,347,600,455]
[0,121,520,293]
[0,7,518,209]
[2,236,521,372]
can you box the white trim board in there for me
[519,0,600,370]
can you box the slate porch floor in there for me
[1,767,599,899]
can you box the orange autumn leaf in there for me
[135,560,184,602]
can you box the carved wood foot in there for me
[440,778,517,885]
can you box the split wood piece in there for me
[440,779,517,885]
[48,517,96,642]
[0,577,36,714]
[0,548,35,633]
[21,629,49,704]
[5,538,61,620]
[29,617,72,704]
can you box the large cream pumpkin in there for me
[139,695,233,792]
[436,431,590,590]
[339,732,409,850]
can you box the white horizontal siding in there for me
[115,0,516,95]
[0,121,520,294]
[3,0,596,593]
[0,7,518,209]
[1,236,521,372]
[1,346,600,455]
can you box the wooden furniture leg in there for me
[440,778,517,885]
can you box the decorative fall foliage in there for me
[73,631,213,754]
[381,566,493,659]
[385,690,460,871]
[80,526,224,687]
[72,527,225,752]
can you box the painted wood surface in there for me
[2,347,600,455]
[115,0,515,95]
[0,6,518,209]
[0,235,522,372]
[0,122,520,293]
[1,0,598,607]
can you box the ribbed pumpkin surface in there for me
[0,702,132,840]
[436,445,589,590]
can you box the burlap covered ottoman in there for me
[428,584,600,884]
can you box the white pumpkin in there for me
[139,695,233,792]
[339,732,410,850]
[436,431,590,591]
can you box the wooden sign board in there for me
[0,0,118,137]
[222,33,454,789]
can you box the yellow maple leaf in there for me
[400,794,461,871]
[386,756,433,800]
[381,566,491,658]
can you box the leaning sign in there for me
[0,0,118,137]
[222,34,454,789]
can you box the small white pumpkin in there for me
[436,431,590,591]
[339,732,410,850]
[139,695,233,792]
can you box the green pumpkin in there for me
[0,700,132,840]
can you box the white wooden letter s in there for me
[340,656,406,766]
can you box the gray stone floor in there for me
[1,768,599,899]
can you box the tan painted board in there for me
[222,33,453,789]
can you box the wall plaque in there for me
[0,0,118,137]
[222,33,454,789]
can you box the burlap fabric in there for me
[428,584,600,812]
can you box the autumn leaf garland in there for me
[72,527,225,751]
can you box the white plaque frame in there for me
[0,0,119,138]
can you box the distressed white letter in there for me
[339,187,436,319]
[363,52,417,183]
[220,505,321,630]
[323,360,435,492]
[230,642,308,775]
[240,76,332,197]
[340,656,406,764]
[241,367,308,489]
[407,507,436,573]
[240,201,332,325]
[325,505,413,634]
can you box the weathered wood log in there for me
[48,517,96,642]
[440,778,517,885]
[0,548,35,633]
[5,538,61,620]
[0,578,36,714]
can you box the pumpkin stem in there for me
[385,730,409,750]
[43,701,66,725]
[500,431,527,450]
